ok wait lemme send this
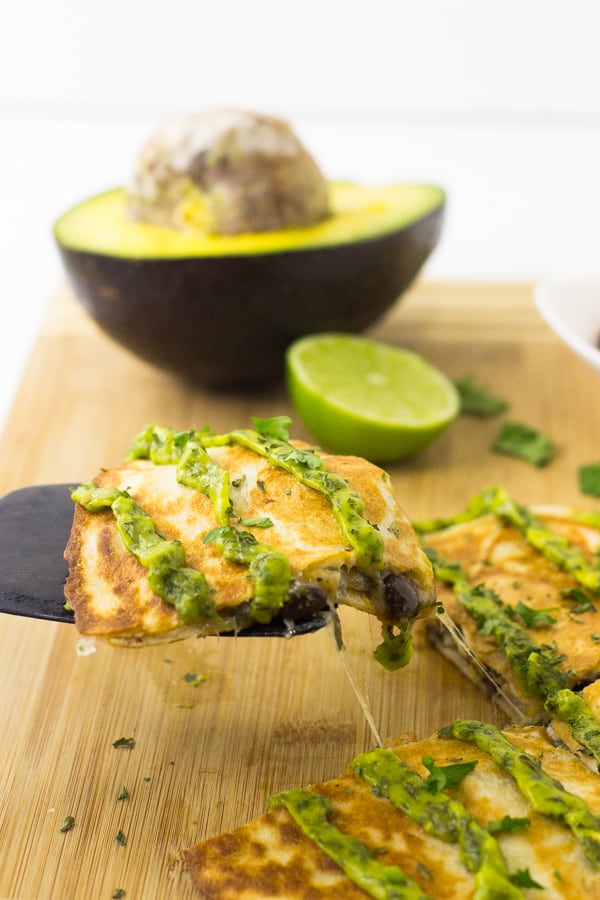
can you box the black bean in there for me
[282,583,328,622]
[382,573,420,619]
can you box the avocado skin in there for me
[56,204,443,387]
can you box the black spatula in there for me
[0,484,331,638]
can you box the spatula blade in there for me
[0,484,330,637]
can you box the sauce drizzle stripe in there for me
[447,720,600,870]
[267,788,431,900]
[127,425,291,617]
[203,427,384,569]
[350,747,524,899]
[70,482,221,625]
[415,485,600,591]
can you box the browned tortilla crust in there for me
[185,726,600,899]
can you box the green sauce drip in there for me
[267,788,431,900]
[203,526,291,623]
[71,483,220,625]
[448,720,600,870]
[203,428,384,569]
[350,748,523,900]
[373,625,414,671]
[415,486,600,592]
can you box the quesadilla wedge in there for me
[184,720,600,899]
[415,487,600,758]
[64,418,436,658]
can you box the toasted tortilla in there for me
[64,435,435,646]
[185,724,600,899]
[421,503,600,720]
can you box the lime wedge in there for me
[285,333,459,462]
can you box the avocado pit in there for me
[126,109,331,236]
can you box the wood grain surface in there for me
[0,280,598,899]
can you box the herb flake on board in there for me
[454,374,509,417]
[578,463,600,498]
[112,736,135,749]
[59,815,75,833]
[492,421,555,466]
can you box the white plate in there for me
[534,276,600,375]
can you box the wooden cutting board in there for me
[1,280,597,899]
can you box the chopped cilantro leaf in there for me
[487,814,530,834]
[116,830,127,846]
[117,785,129,801]
[112,736,135,749]
[492,421,554,466]
[561,587,597,614]
[454,374,509,417]
[112,891,126,899]
[251,415,292,441]
[509,868,543,888]
[510,600,557,629]
[60,815,75,833]
[416,861,432,880]
[579,463,600,498]
[421,755,478,792]
[183,672,208,686]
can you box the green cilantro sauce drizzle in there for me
[127,425,231,525]
[447,720,600,870]
[70,483,220,625]
[350,748,523,900]
[267,788,431,900]
[203,525,291,624]
[202,422,414,668]
[425,546,600,764]
[201,427,384,569]
[126,424,291,620]
[425,548,569,698]
[415,485,600,592]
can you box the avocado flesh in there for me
[54,183,445,259]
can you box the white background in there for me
[2,0,600,430]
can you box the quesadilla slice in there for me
[184,720,600,899]
[415,486,600,758]
[64,418,436,656]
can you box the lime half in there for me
[285,333,459,462]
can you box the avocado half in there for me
[54,182,445,387]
